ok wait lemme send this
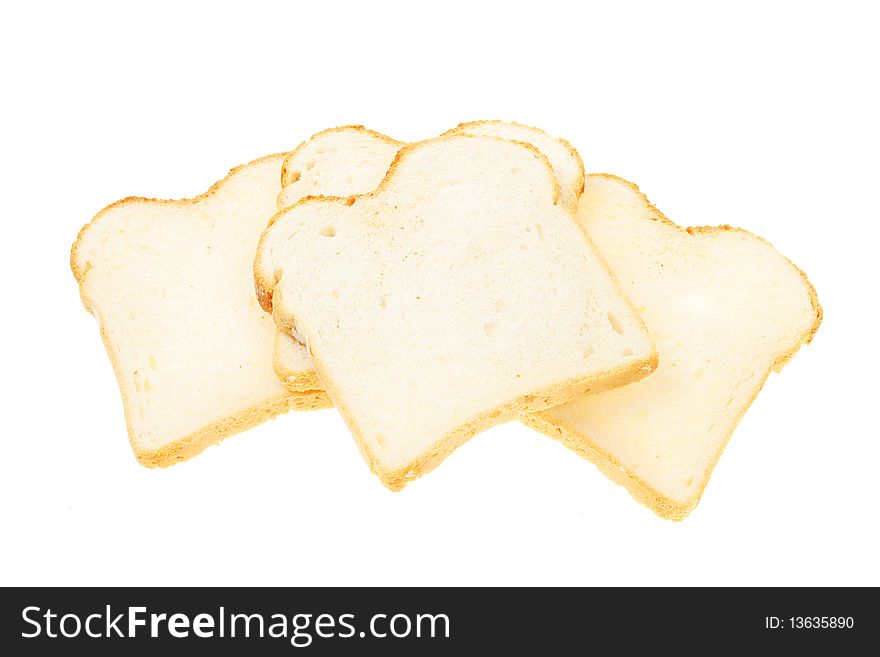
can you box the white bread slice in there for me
[524,175,822,519]
[71,154,330,467]
[273,122,586,392]
[255,135,656,489]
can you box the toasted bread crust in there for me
[136,390,331,467]
[71,153,331,468]
[526,174,823,520]
[255,136,658,489]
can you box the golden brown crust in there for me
[136,389,331,467]
[525,174,823,520]
[280,371,323,393]
[71,152,328,468]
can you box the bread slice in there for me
[273,122,586,392]
[445,120,585,212]
[71,154,330,467]
[277,125,404,212]
[255,135,656,489]
[524,175,822,519]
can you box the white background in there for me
[2,1,878,586]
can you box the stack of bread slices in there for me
[71,121,821,519]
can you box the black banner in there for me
[0,587,872,654]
